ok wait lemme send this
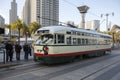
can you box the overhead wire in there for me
[37,16,67,25]
[61,0,77,7]
[88,11,101,18]
[37,0,101,26]
[61,0,101,19]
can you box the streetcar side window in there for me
[58,35,64,43]
[82,39,85,45]
[73,38,77,45]
[54,34,65,44]
[54,34,57,44]
[78,38,81,45]
[67,37,71,45]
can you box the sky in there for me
[0,0,120,31]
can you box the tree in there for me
[111,24,120,31]
[11,19,23,44]
[20,22,29,37]
[29,22,41,35]
[110,24,120,47]
[21,22,29,44]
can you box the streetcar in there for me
[34,26,112,64]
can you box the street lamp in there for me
[77,5,89,29]
[101,12,114,31]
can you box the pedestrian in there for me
[15,42,22,61]
[5,41,14,62]
[23,43,29,61]
[28,44,32,56]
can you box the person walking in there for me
[23,43,29,61]
[28,44,32,56]
[5,41,14,62]
[15,42,22,61]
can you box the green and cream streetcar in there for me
[34,26,112,64]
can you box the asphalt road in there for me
[0,48,120,80]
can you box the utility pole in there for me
[101,12,114,31]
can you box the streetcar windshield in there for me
[35,34,53,45]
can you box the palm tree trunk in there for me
[18,28,20,44]
[25,32,28,44]
[9,26,11,40]
[112,32,115,48]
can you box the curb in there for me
[0,59,34,69]
[0,63,21,69]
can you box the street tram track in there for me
[0,53,120,80]
[0,63,49,79]
[80,59,120,80]
[32,54,120,80]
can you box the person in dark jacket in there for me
[5,41,13,62]
[23,43,30,60]
[28,45,32,56]
[15,42,22,61]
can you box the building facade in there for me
[23,0,59,27]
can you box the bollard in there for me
[3,49,6,64]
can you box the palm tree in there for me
[111,25,120,31]
[22,22,29,44]
[110,24,120,47]
[29,22,41,36]
[11,19,29,44]
[11,19,23,44]
[4,24,11,39]
[19,22,29,37]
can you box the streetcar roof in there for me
[35,26,111,38]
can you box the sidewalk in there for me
[0,50,34,69]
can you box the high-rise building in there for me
[23,0,59,27]
[9,0,18,24]
[0,15,5,28]
[85,20,100,31]
[78,20,100,30]
[0,15,5,34]
[22,0,31,26]
[9,0,18,35]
